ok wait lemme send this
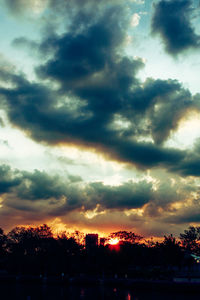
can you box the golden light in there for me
[108,238,119,245]
[167,112,200,149]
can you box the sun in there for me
[108,238,119,245]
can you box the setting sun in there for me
[108,238,120,245]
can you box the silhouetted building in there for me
[100,238,106,247]
[85,234,98,252]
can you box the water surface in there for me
[1,283,199,299]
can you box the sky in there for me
[0,0,200,237]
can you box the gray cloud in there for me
[151,0,200,56]
[84,180,153,210]
[0,163,195,219]
[0,165,21,193]
[163,196,200,224]
[0,0,200,177]
[0,164,153,214]
[1,0,200,237]
[170,139,200,176]
[0,68,193,172]
[0,163,198,236]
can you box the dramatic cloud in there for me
[151,0,200,56]
[0,165,21,193]
[1,5,200,172]
[0,163,196,236]
[0,0,200,236]
[0,68,191,170]
[0,164,154,216]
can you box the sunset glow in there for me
[0,0,200,239]
[108,238,120,245]
[1,1,200,297]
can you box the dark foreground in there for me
[1,282,200,300]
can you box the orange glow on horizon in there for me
[8,219,171,243]
[108,238,120,245]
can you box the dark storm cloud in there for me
[84,180,153,210]
[0,164,194,218]
[169,139,200,176]
[151,0,200,56]
[172,158,200,176]
[0,165,21,193]
[0,166,69,201]
[16,170,68,200]
[0,164,154,214]
[0,73,187,170]
[0,163,198,233]
[126,78,194,144]
[1,0,200,174]
[143,179,187,218]
[36,6,131,85]
[0,66,191,171]
[163,196,200,224]
[169,212,200,224]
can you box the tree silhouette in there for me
[155,235,183,267]
[0,228,6,256]
[7,224,53,256]
[109,231,143,244]
[0,225,199,277]
[180,226,200,254]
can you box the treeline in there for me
[0,225,200,278]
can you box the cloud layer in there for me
[152,0,200,56]
[1,2,200,174]
[0,163,198,236]
[0,0,200,236]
